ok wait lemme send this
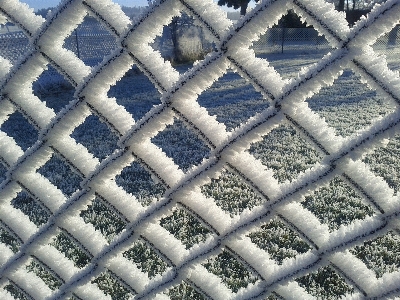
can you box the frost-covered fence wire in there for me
[0,0,400,299]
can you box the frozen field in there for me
[2,44,400,299]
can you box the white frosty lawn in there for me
[2,46,400,299]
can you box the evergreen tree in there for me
[217,0,260,16]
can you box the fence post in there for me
[74,28,80,59]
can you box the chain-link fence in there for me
[1,0,400,299]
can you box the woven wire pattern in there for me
[0,0,400,299]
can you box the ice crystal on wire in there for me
[0,227,20,253]
[11,191,50,227]
[160,208,212,249]
[151,118,211,172]
[363,134,400,195]
[202,250,258,293]
[350,231,400,278]
[116,161,166,206]
[92,271,133,300]
[296,265,354,299]
[38,154,82,197]
[248,125,322,183]
[50,232,91,268]
[248,219,311,264]
[166,281,206,300]
[26,260,63,291]
[302,177,374,231]
[200,169,264,216]
[123,240,168,279]
[80,197,126,242]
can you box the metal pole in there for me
[281,27,285,54]
[75,28,80,59]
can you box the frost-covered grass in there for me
[200,168,264,216]
[50,232,91,268]
[92,271,133,300]
[295,265,354,299]
[116,161,166,206]
[160,208,212,249]
[26,259,63,291]
[165,281,206,300]
[350,231,400,278]
[302,176,375,231]
[80,197,127,242]
[363,134,400,195]
[123,240,169,279]
[202,250,259,293]
[248,124,322,183]
[248,219,311,264]
[2,47,400,299]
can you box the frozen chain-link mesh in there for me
[0,0,400,299]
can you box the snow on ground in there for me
[2,45,400,299]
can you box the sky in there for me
[23,0,253,11]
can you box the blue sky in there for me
[24,0,250,11]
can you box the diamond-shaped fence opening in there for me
[306,69,395,137]
[1,110,38,151]
[150,11,215,74]
[248,218,312,264]
[202,249,259,293]
[165,282,207,300]
[301,176,375,231]
[248,124,323,183]
[1,0,400,299]
[200,167,265,217]
[107,65,162,122]
[11,191,51,227]
[197,71,271,132]
[3,282,30,300]
[166,280,207,299]
[160,207,213,249]
[295,265,355,299]
[49,230,92,269]
[63,15,119,67]
[350,231,400,278]
[37,153,82,197]
[0,224,21,254]
[32,66,75,114]
[71,114,120,161]
[92,270,135,300]
[253,12,335,80]
[80,196,128,243]
[363,133,400,196]
[151,117,211,172]
[26,257,64,291]
[115,160,166,206]
[122,239,170,279]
